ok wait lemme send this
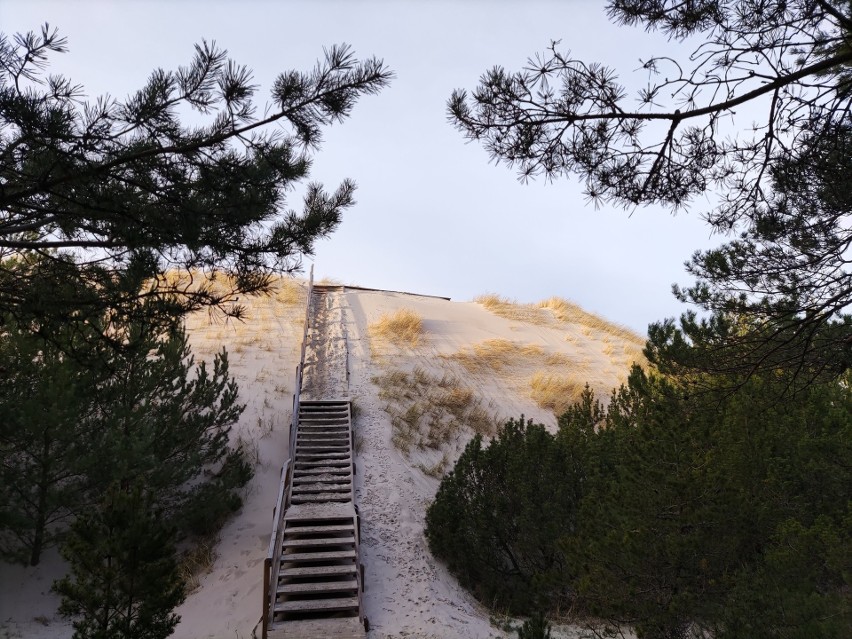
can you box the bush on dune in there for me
[425,417,581,612]
[426,368,852,637]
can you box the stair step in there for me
[298,429,349,435]
[297,442,350,449]
[279,564,357,579]
[296,452,350,459]
[282,536,355,549]
[298,422,349,428]
[297,448,351,455]
[299,406,349,417]
[293,473,350,484]
[294,460,350,468]
[291,493,352,503]
[280,549,355,563]
[277,579,358,596]
[297,434,349,441]
[283,524,354,535]
[293,483,352,495]
[293,467,351,484]
[274,596,359,614]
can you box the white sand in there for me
[1,284,637,639]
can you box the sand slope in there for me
[0,283,641,639]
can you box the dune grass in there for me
[538,296,644,345]
[178,536,218,594]
[473,294,552,325]
[474,293,645,351]
[372,366,498,457]
[273,277,307,306]
[449,339,545,373]
[369,308,424,348]
[529,372,587,416]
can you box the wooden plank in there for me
[297,441,349,447]
[283,524,354,535]
[293,474,349,484]
[291,493,352,503]
[283,502,356,520]
[297,424,349,429]
[291,483,350,494]
[295,452,350,460]
[297,431,349,437]
[298,421,350,426]
[293,471,349,479]
[280,549,355,563]
[298,430,349,435]
[296,446,350,461]
[282,536,355,548]
[277,579,358,595]
[266,617,365,639]
[274,596,359,614]
[297,443,350,450]
[279,564,357,579]
[294,460,349,467]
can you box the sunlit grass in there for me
[529,372,587,416]
[369,308,424,347]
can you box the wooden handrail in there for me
[262,265,316,637]
[286,266,313,507]
[262,459,290,639]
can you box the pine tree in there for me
[448,1,852,384]
[0,267,250,564]
[425,417,580,612]
[53,485,185,639]
[0,25,392,329]
[0,321,91,564]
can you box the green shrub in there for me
[516,612,551,639]
[425,417,580,612]
[53,485,185,639]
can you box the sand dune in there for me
[0,282,641,639]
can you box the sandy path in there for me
[345,291,507,639]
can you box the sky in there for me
[1,0,725,333]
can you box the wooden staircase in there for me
[264,400,366,638]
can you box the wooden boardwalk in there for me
[262,272,366,638]
[264,400,365,638]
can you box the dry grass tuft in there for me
[538,297,644,345]
[623,344,647,367]
[450,339,545,373]
[529,371,587,416]
[273,278,306,306]
[473,294,552,325]
[179,536,218,594]
[369,308,424,347]
[416,453,450,478]
[372,367,499,455]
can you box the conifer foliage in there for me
[0,270,250,565]
[449,1,852,385]
[0,24,392,324]
[425,417,580,611]
[53,485,185,639]
[426,369,852,636]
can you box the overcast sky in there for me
[2,0,724,333]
